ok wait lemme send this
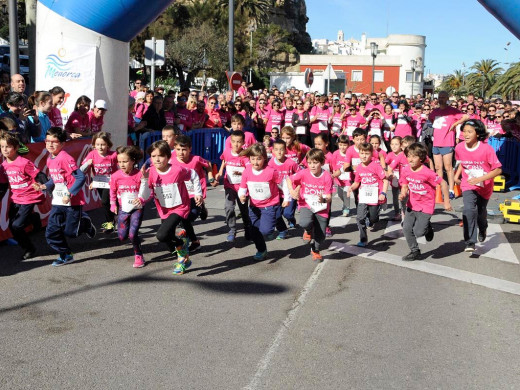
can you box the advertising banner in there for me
[0,139,102,241]
[36,41,97,128]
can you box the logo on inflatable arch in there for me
[44,48,82,80]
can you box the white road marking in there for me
[244,260,328,390]
[477,224,519,264]
[329,216,351,227]
[330,242,520,296]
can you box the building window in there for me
[415,72,422,82]
[406,71,413,82]
[352,70,362,81]
[374,70,384,82]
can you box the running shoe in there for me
[342,208,350,217]
[100,222,114,234]
[52,253,74,267]
[425,223,434,242]
[464,243,476,252]
[189,240,201,253]
[402,250,421,261]
[133,254,145,268]
[172,259,192,275]
[276,230,288,240]
[311,250,323,262]
[356,241,367,248]
[176,236,190,263]
[449,190,456,200]
[200,204,208,221]
[226,231,236,242]
[253,250,267,261]
[325,227,333,237]
[478,229,487,243]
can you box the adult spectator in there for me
[129,79,142,98]
[191,100,209,130]
[136,95,166,131]
[365,93,384,115]
[162,95,176,126]
[65,95,92,138]
[10,74,26,94]
[48,86,65,127]
[0,83,9,114]
[389,92,400,109]
[135,91,153,120]
[0,91,41,144]
[175,96,192,132]
[225,90,234,104]
[428,91,467,198]
[204,95,222,128]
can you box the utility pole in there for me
[228,0,234,72]
[8,0,19,76]
[26,0,37,93]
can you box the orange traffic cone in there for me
[435,185,443,204]
[453,183,462,198]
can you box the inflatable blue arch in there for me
[478,0,520,40]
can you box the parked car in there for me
[1,54,29,75]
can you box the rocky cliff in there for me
[270,0,312,55]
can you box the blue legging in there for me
[118,208,144,255]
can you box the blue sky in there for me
[306,0,519,75]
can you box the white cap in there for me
[95,99,108,110]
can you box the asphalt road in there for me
[1,187,520,389]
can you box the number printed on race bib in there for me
[92,175,110,189]
[359,184,379,204]
[155,182,182,208]
[296,126,306,135]
[304,194,327,213]
[227,166,244,185]
[52,183,70,206]
[120,192,141,213]
[247,181,271,201]
[184,180,195,196]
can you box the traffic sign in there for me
[304,68,314,88]
[226,71,243,91]
[145,39,165,66]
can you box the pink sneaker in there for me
[133,254,145,268]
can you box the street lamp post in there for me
[7,0,19,76]
[370,42,378,94]
[228,0,234,72]
[410,59,416,99]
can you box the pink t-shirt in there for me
[47,150,85,206]
[367,118,384,138]
[224,131,256,151]
[286,143,310,165]
[171,155,209,198]
[454,141,501,200]
[284,109,295,125]
[330,112,345,136]
[484,118,504,135]
[109,168,143,209]
[1,156,45,204]
[353,160,386,206]
[239,165,280,207]
[147,164,191,219]
[310,106,330,134]
[48,107,63,128]
[268,157,299,196]
[345,145,379,170]
[290,168,333,218]
[88,111,104,133]
[176,108,193,131]
[365,103,384,115]
[220,149,249,191]
[301,151,334,173]
[65,112,89,133]
[265,109,284,133]
[164,111,175,126]
[399,165,442,215]
[394,114,413,138]
[429,107,462,147]
[331,149,352,186]
[345,114,367,137]
[82,150,118,177]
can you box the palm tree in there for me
[186,0,223,27]
[468,59,503,98]
[219,0,273,26]
[490,62,520,99]
[439,70,466,97]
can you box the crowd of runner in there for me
[0,72,518,273]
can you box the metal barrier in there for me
[488,136,520,189]
[188,128,230,168]
[138,130,162,166]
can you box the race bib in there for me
[331,123,342,134]
[304,194,327,213]
[346,126,356,136]
[319,121,328,131]
[296,126,306,135]
[184,180,195,196]
[247,181,271,201]
[227,166,244,185]
[352,158,361,167]
[359,184,379,204]
[155,183,182,208]
[92,175,110,189]
[466,168,484,187]
[52,183,70,206]
[323,163,330,172]
[120,192,141,213]
[339,171,351,181]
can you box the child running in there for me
[143,140,202,275]
[109,146,146,267]
[286,148,334,261]
[0,131,47,259]
[280,126,310,166]
[268,139,299,238]
[238,144,280,260]
[399,143,452,260]
[454,119,502,252]
[81,132,118,233]
[36,127,96,266]
[215,130,252,242]
[385,136,404,220]
[347,143,388,247]
[331,134,352,216]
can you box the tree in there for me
[467,59,503,98]
[439,70,466,97]
[219,0,272,26]
[490,62,520,100]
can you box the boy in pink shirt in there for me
[347,143,389,247]
[224,114,256,151]
[238,144,281,260]
[143,140,202,275]
[268,139,299,239]
[0,131,47,259]
[399,143,452,260]
[215,130,252,242]
[171,135,218,252]
[35,127,97,266]
[331,135,353,216]
[454,120,502,252]
[286,148,333,261]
